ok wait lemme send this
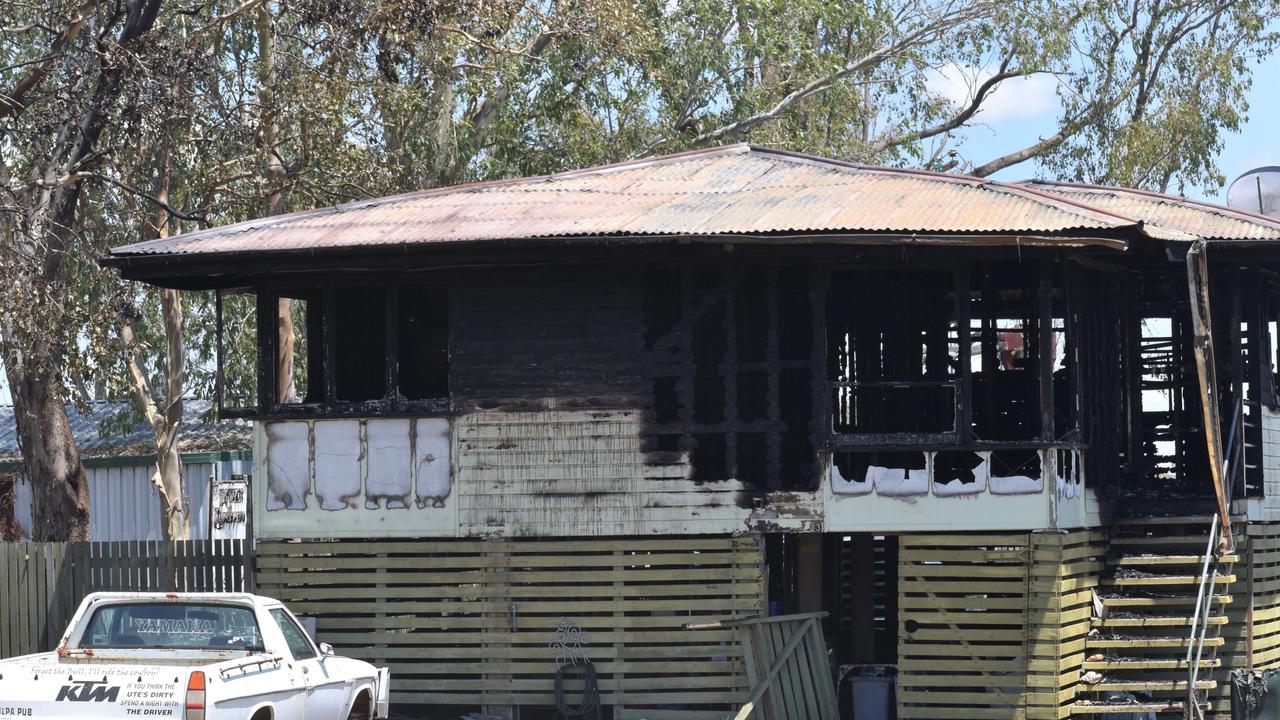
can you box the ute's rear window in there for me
[81,603,263,651]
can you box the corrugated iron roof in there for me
[1023,181,1280,242]
[0,399,250,462]
[108,145,1144,261]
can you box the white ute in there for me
[0,592,389,720]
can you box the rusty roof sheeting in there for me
[109,145,1143,260]
[1023,181,1280,242]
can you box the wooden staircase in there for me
[1074,516,1239,717]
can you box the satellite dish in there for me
[1227,166,1280,217]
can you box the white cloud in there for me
[925,64,1061,124]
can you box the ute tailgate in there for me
[0,660,183,719]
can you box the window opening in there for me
[990,448,1045,494]
[832,451,927,494]
[275,293,322,404]
[333,286,388,402]
[990,448,1041,479]
[932,450,985,494]
[1134,274,1210,496]
[828,269,959,436]
[1264,287,1280,407]
[970,263,1041,441]
[1050,260,1078,438]
[397,284,449,400]
[216,290,259,415]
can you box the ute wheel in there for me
[251,710,273,720]
[346,691,373,720]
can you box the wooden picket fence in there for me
[0,539,251,659]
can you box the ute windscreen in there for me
[81,603,263,651]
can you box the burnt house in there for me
[104,145,1280,718]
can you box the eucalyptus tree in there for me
[0,0,168,540]
[633,0,1277,194]
[2,0,1277,540]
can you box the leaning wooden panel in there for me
[253,535,765,713]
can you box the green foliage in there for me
[2,0,1277,419]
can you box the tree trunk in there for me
[153,424,189,541]
[122,285,191,541]
[278,297,296,403]
[6,366,90,541]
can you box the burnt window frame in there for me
[214,288,266,419]
[823,254,1084,452]
[214,281,452,419]
[1261,280,1280,410]
[826,266,965,446]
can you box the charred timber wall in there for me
[450,265,820,537]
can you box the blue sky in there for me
[930,53,1280,204]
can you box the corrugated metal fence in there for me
[12,457,253,540]
[0,539,251,658]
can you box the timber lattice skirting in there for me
[897,530,1106,720]
[254,535,765,719]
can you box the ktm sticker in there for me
[56,679,121,702]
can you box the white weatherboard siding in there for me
[252,412,1109,538]
[11,458,251,540]
[825,447,1101,532]
[256,418,457,538]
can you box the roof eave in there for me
[102,230,1132,282]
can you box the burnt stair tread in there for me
[1083,679,1216,691]
[1082,658,1221,671]
[1109,553,1239,565]
[1101,594,1231,607]
[1073,700,1205,715]
[1103,573,1236,586]
[1087,636,1224,649]
[1114,515,1245,526]
[1096,615,1228,628]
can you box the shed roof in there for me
[106,144,1145,267]
[1022,181,1280,243]
[0,399,250,463]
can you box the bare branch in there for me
[436,25,555,62]
[0,0,98,120]
[87,172,211,224]
[192,0,265,36]
[638,1,1000,155]
[869,56,1034,155]
[468,30,558,134]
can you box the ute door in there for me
[271,608,348,720]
